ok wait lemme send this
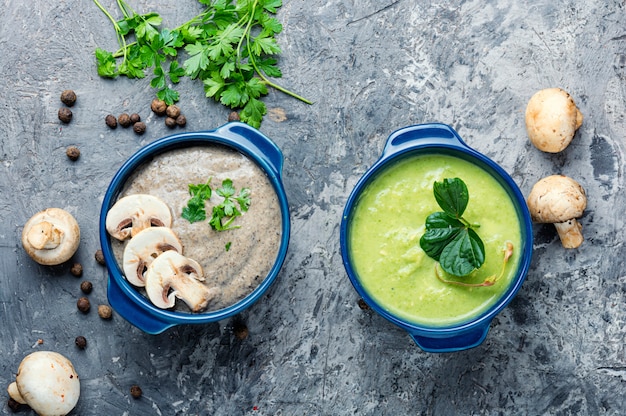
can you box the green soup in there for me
[349,153,522,326]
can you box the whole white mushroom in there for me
[525,88,583,153]
[21,208,80,265]
[7,351,80,416]
[527,175,587,248]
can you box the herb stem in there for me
[93,0,129,65]
[435,242,514,288]
[236,0,312,105]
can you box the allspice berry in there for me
[70,262,83,277]
[95,249,105,265]
[130,385,143,399]
[80,280,93,294]
[133,121,146,135]
[228,111,240,122]
[165,117,177,129]
[60,90,77,107]
[233,321,249,340]
[151,98,167,115]
[66,146,80,161]
[77,296,90,313]
[130,113,141,123]
[75,336,87,349]
[118,113,131,127]
[176,114,187,127]
[165,105,180,118]
[98,304,113,320]
[105,114,117,129]
[58,107,73,123]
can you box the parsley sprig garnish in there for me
[93,0,312,127]
[209,179,251,231]
[181,178,251,231]
[181,179,212,223]
[419,178,486,277]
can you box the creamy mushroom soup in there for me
[111,145,282,312]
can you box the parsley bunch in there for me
[93,0,311,127]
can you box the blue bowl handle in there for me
[409,324,491,353]
[214,122,284,178]
[382,123,470,158]
[107,273,175,334]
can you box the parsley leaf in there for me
[181,180,212,223]
[93,0,311,127]
[210,179,251,231]
[182,178,251,232]
[419,178,485,277]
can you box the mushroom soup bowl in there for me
[99,122,290,334]
[340,123,533,353]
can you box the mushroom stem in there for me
[554,219,584,249]
[26,221,63,250]
[7,382,26,404]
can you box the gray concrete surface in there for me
[1,0,626,414]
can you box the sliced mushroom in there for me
[7,351,80,416]
[122,227,183,287]
[527,175,587,248]
[22,208,80,265]
[525,88,583,153]
[105,194,172,241]
[144,251,218,312]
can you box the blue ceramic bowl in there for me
[99,122,290,334]
[340,123,533,353]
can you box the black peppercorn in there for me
[176,114,187,127]
[75,335,87,349]
[70,262,83,277]
[80,280,93,294]
[105,114,117,129]
[77,297,90,313]
[130,385,142,399]
[151,98,167,115]
[133,121,146,135]
[60,90,77,107]
[66,146,80,161]
[130,113,141,123]
[118,113,131,127]
[58,107,73,123]
[95,249,105,265]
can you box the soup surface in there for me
[112,145,282,312]
[349,153,522,326]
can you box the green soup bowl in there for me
[340,123,533,353]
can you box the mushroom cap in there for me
[9,351,80,416]
[105,194,172,241]
[525,88,583,153]
[122,227,183,287]
[144,251,217,312]
[527,175,587,223]
[21,208,80,266]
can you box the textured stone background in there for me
[1,0,626,414]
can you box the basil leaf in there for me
[419,212,465,260]
[433,178,469,218]
[419,177,486,277]
[439,228,485,276]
